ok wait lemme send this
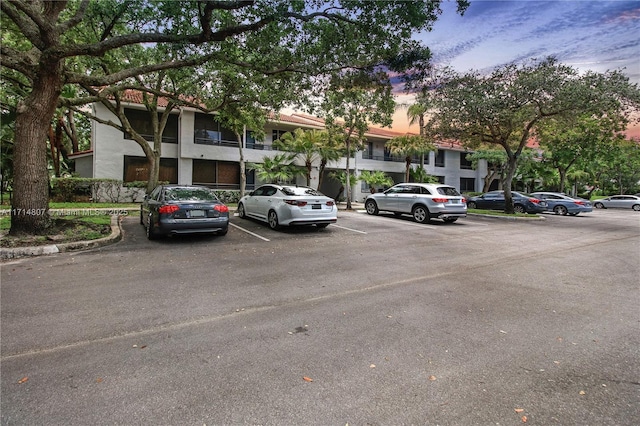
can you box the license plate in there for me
[312,204,321,210]
[450,199,460,204]
[189,210,205,217]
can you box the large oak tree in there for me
[1,0,469,235]
[424,58,640,213]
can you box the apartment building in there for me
[71,100,490,201]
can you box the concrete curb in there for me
[0,215,122,261]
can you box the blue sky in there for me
[394,0,640,133]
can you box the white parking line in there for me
[330,224,367,234]
[229,223,270,241]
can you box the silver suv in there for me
[364,183,467,223]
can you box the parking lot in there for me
[2,208,639,425]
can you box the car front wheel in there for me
[412,205,430,223]
[268,210,280,230]
[633,204,640,211]
[553,205,568,215]
[594,202,605,209]
[365,200,379,215]
[514,204,526,214]
[467,201,477,209]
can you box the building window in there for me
[362,142,373,159]
[192,159,217,185]
[191,159,240,189]
[246,130,264,150]
[435,150,445,167]
[123,156,178,183]
[460,152,473,170]
[435,176,445,184]
[272,129,288,144]
[123,108,178,144]
[460,177,475,192]
[194,113,239,146]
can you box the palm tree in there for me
[386,135,436,182]
[316,133,345,191]
[274,128,326,187]
[248,153,303,184]
[359,170,393,194]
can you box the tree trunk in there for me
[503,155,518,214]
[318,159,327,191]
[237,132,246,198]
[11,69,63,235]
[345,141,352,210]
[405,157,411,182]
[146,152,161,193]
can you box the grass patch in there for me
[0,202,139,209]
[0,215,113,248]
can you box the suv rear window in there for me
[436,186,461,196]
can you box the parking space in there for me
[121,205,638,250]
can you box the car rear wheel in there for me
[146,215,157,240]
[316,223,329,229]
[553,205,568,215]
[365,199,379,215]
[412,205,430,224]
[268,210,280,230]
[594,202,605,209]
[237,202,246,218]
[514,204,526,214]
[140,207,144,224]
[217,227,228,236]
[467,201,477,209]
[443,218,458,223]
[633,204,640,211]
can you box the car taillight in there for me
[326,200,335,206]
[159,205,180,214]
[285,200,307,207]
[432,198,448,203]
[529,198,540,204]
[461,197,466,204]
[214,204,229,213]
[574,200,584,205]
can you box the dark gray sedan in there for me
[466,191,547,214]
[141,185,229,239]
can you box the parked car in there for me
[364,183,467,223]
[141,185,229,240]
[466,191,547,214]
[593,195,640,211]
[530,192,593,216]
[237,184,337,229]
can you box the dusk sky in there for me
[392,0,640,136]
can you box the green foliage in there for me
[248,153,304,184]
[426,57,640,212]
[409,166,438,184]
[386,134,436,182]
[359,170,394,191]
[3,0,471,234]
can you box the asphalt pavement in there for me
[1,207,638,425]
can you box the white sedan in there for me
[237,184,338,229]
[593,195,640,211]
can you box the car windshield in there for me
[281,186,324,196]
[165,187,219,202]
[436,186,461,196]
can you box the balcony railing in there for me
[194,137,240,147]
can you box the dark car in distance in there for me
[141,185,229,239]
[466,191,547,214]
